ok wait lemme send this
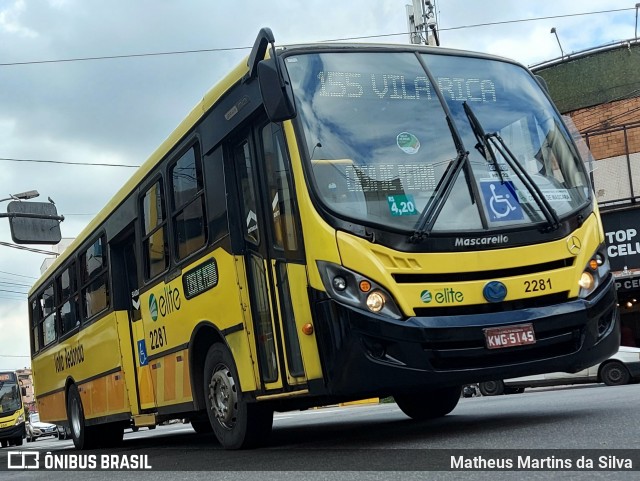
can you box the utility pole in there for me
[406,0,439,46]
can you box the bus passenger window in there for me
[170,146,206,260]
[30,298,42,353]
[142,181,169,278]
[57,263,79,335]
[39,282,57,346]
[80,236,110,319]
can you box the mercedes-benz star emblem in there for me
[567,235,582,255]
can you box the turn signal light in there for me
[302,323,314,335]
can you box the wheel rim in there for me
[606,367,623,383]
[70,397,82,437]
[208,364,238,430]
[484,381,499,394]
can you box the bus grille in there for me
[393,258,574,283]
[423,326,583,371]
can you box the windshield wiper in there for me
[410,117,471,243]
[462,102,559,231]
[463,102,505,184]
[487,132,560,231]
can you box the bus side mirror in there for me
[258,56,297,122]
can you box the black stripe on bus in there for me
[221,323,244,337]
[146,342,190,363]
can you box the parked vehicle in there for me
[479,346,640,395]
[56,424,71,440]
[26,413,58,441]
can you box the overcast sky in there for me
[0,0,637,370]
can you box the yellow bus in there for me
[0,371,26,447]
[28,28,619,450]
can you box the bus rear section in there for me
[0,372,26,447]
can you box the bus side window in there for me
[41,282,57,346]
[169,146,207,260]
[30,297,42,353]
[141,181,169,279]
[80,236,110,319]
[57,262,79,335]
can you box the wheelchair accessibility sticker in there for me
[137,339,148,367]
[480,181,524,222]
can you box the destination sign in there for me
[183,258,219,300]
[316,70,497,103]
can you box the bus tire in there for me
[203,344,273,449]
[67,383,98,450]
[13,437,23,447]
[478,380,505,396]
[191,418,213,434]
[99,424,124,448]
[394,386,462,420]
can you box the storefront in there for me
[602,208,640,347]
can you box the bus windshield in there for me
[0,377,21,415]
[285,51,590,234]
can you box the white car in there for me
[478,346,640,396]
[26,413,58,442]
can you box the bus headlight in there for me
[366,291,386,312]
[578,245,610,298]
[317,261,403,319]
[15,414,24,425]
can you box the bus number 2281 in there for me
[149,327,168,350]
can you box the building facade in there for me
[533,39,640,346]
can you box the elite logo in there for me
[148,285,181,321]
[420,288,464,304]
[149,294,159,321]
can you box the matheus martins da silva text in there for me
[451,455,633,470]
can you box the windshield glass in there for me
[0,379,21,414]
[285,51,590,234]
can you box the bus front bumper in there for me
[311,276,619,397]
[0,422,25,440]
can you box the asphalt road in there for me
[2,383,640,480]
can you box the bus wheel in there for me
[203,344,273,449]
[13,437,23,447]
[191,418,213,434]
[394,386,462,420]
[67,383,96,450]
[478,380,505,396]
[99,424,124,447]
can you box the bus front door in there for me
[110,229,157,413]
[231,121,319,394]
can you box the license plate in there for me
[484,323,536,349]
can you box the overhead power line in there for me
[0,157,140,168]
[0,8,633,67]
[0,270,38,280]
[0,241,59,256]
